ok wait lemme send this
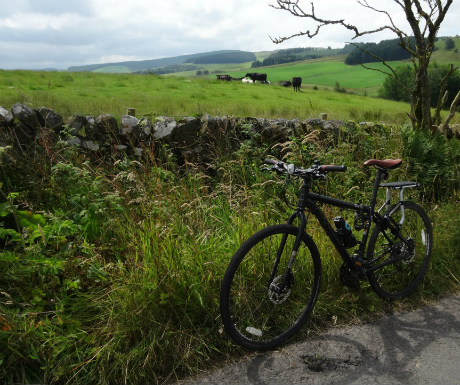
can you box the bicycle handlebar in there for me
[263,158,346,179]
[320,165,347,172]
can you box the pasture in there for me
[0,68,430,125]
[213,57,407,93]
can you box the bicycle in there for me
[219,158,433,350]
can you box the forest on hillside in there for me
[251,38,427,68]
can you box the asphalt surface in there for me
[174,293,460,385]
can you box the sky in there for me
[0,0,459,70]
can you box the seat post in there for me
[369,168,387,213]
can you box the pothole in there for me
[301,354,362,372]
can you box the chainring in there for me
[339,263,361,289]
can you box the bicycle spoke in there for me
[367,202,432,299]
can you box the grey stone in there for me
[38,107,63,132]
[0,106,14,127]
[81,139,99,151]
[68,115,87,135]
[154,116,177,140]
[11,102,40,143]
[120,115,139,135]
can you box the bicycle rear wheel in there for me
[367,201,432,300]
[220,224,321,350]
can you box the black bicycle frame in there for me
[285,168,390,273]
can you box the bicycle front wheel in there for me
[367,201,433,300]
[220,224,321,350]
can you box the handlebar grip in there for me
[264,158,278,165]
[320,165,347,172]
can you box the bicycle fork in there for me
[267,211,307,296]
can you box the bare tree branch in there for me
[440,90,460,134]
[269,0,393,44]
[433,64,460,125]
[270,0,457,131]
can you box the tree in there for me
[270,0,460,132]
[445,37,455,50]
[379,64,460,109]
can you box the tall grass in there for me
[1,69,450,124]
[1,115,459,384]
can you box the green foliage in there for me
[49,160,123,241]
[378,64,414,102]
[344,38,414,65]
[445,37,455,50]
[403,128,460,201]
[140,63,201,75]
[378,63,460,107]
[186,51,256,64]
[251,47,333,67]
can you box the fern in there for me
[404,129,460,201]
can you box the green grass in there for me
[0,68,446,124]
[433,37,460,63]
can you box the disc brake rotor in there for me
[268,275,291,304]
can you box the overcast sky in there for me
[0,0,458,70]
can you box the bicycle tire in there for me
[366,201,432,300]
[220,224,321,350]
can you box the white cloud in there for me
[0,0,458,70]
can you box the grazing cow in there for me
[245,72,268,84]
[242,77,254,83]
[292,77,302,92]
[280,81,292,87]
[216,74,232,81]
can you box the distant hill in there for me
[67,36,459,74]
[68,50,255,73]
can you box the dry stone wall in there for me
[1,102,350,164]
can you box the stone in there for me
[81,139,99,151]
[154,116,177,140]
[67,115,87,135]
[38,107,63,132]
[89,114,118,140]
[11,103,40,143]
[174,117,201,144]
[0,106,14,128]
[136,117,152,140]
[120,115,139,135]
[67,136,82,146]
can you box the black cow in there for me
[292,77,302,92]
[245,72,268,84]
[216,74,232,81]
[280,80,292,87]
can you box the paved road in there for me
[175,293,460,385]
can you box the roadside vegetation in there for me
[1,115,459,384]
[1,42,459,383]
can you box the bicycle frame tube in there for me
[288,169,388,270]
[303,198,358,270]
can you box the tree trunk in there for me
[412,63,433,131]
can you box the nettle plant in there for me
[0,192,79,250]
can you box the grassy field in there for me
[433,36,460,62]
[2,68,457,126]
[169,56,406,94]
